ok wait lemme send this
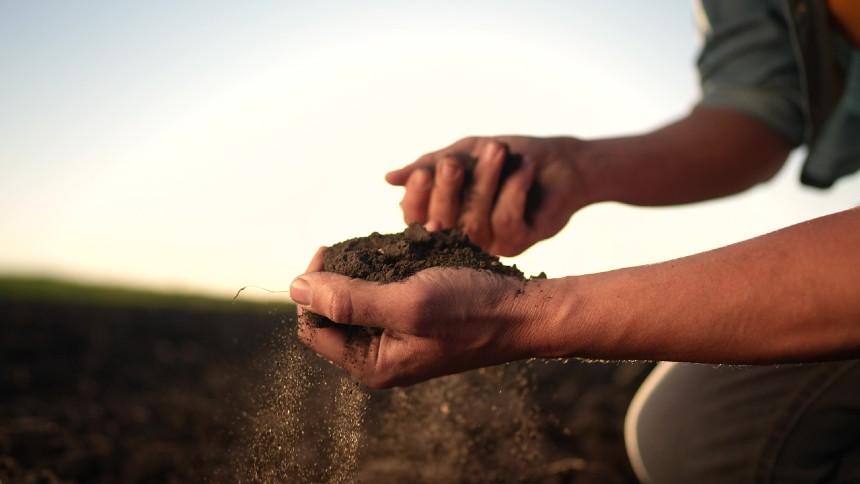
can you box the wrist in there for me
[514,275,595,359]
[556,137,599,207]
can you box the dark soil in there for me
[1,279,651,483]
[0,296,286,483]
[324,223,526,282]
[305,223,530,328]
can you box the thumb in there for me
[290,272,405,330]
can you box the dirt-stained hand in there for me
[386,136,587,256]
[290,248,546,388]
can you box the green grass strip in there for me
[0,276,293,313]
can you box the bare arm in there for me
[534,207,860,364]
[578,106,792,206]
[292,207,860,388]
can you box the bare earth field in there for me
[0,278,651,483]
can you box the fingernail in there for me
[440,159,459,180]
[290,278,311,305]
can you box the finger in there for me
[399,168,433,225]
[296,246,327,316]
[297,322,381,381]
[428,156,464,228]
[459,140,506,248]
[386,152,438,186]
[489,158,537,256]
[424,220,443,232]
[388,136,485,187]
[301,325,420,389]
[385,167,412,187]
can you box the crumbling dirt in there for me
[304,223,535,328]
[324,223,525,282]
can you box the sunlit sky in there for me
[2,1,859,300]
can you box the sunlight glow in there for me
[2,1,858,298]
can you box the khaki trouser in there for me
[626,360,860,483]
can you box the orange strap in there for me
[829,0,860,46]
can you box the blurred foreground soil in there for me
[0,281,651,483]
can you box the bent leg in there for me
[625,361,860,483]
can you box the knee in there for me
[624,363,715,484]
[625,363,674,484]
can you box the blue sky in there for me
[2,1,858,299]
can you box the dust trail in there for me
[241,316,549,482]
[244,335,320,482]
[241,318,372,483]
[327,376,368,483]
[359,361,549,482]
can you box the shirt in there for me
[696,0,860,188]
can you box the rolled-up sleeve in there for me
[696,0,805,147]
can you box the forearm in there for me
[526,208,860,364]
[575,107,792,206]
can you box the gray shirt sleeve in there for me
[696,0,805,147]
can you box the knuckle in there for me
[492,209,519,233]
[485,138,505,152]
[408,292,434,326]
[460,217,490,245]
[397,278,438,333]
[326,284,354,325]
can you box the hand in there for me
[386,136,587,256]
[290,247,546,388]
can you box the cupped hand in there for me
[386,136,587,256]
[290,247,546,388]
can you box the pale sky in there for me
[2,1,859,300]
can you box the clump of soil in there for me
[303,223,531,328]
